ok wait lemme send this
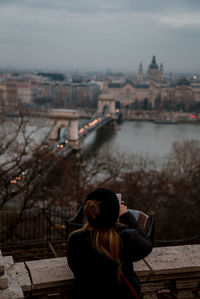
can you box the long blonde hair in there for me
[80,200,122,282]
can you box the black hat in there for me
[84,188,120,229]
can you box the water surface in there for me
[84,121,200,159]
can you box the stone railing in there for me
[0,244,200,298]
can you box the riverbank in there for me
[85,120,200,158]
[122,110,200,123]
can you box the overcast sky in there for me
[0,0,200,73]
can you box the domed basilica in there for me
[103,55,200,111]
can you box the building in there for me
[161,78,200,111]
[147,55,163,82]
[0,81,18,107]
[17,81,38,104]
[103,56,200,111]
[137,63,143,83]
[103,80,159,109]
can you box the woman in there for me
[67,188,152,299]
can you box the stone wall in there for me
[0,245,200,298]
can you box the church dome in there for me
[176,78,191,86]
[149,56,158,70]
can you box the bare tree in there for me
[0,113,64,243]
[0,114,128,244]
[1,112,200,247]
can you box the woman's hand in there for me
[119,204,128,216]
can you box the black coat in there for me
[67,211,152,299]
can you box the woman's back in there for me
[66,189,152,299]
[67,215,152,298]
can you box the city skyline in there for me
[0,0,200,73]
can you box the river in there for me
[83,120,200,159]
[1,116,200,161]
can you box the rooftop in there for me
[149,55,159,70]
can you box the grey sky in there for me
[0,0,200,73]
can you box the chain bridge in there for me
[48,93,121,155]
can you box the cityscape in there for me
[1,55,200,118]
[1,0,200,298]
